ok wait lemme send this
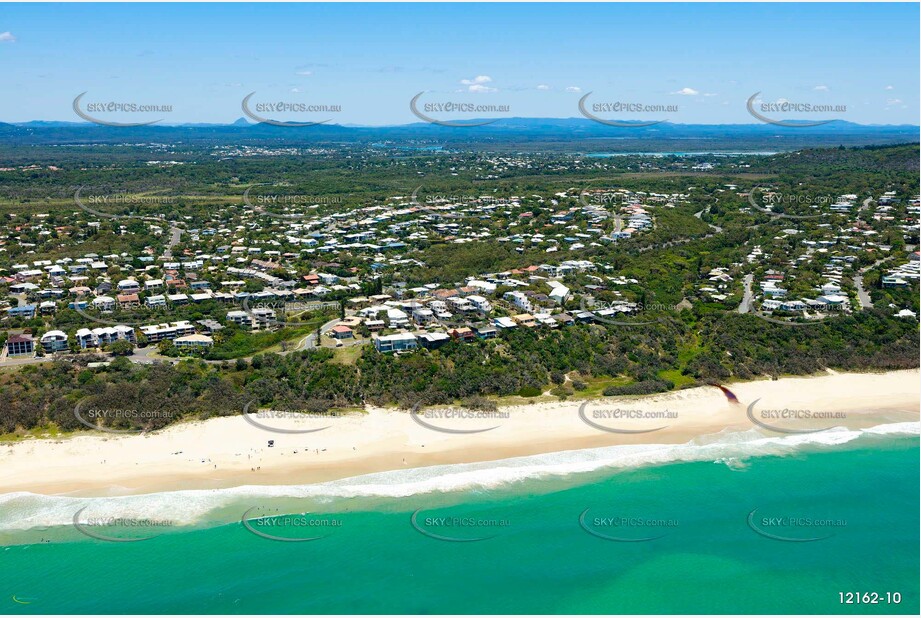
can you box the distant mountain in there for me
[1,117,917,152]
[17,120,89,127]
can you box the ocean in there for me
[2,423,918,614]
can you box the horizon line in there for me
[5,118,921,129]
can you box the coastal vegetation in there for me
[1,307,916,435]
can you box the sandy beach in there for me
[3,370,918,497]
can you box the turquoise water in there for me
[2,431,918,614]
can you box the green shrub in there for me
[517,385,542,398]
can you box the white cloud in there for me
[295,70,313,76]
[671,87,699,96]
[813,85,829,91]
[536,84,551,91]
[0,31,16,43]
[885,85,894,90]
[703,92,718,97]
[460,75,496,92]
[565,86,581,93]
[460,75,492,85]
[290,87,302,93]
[886,98,903,105]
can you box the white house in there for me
[117,279,140,294]
[92,296,116,312]
[466,295,492,313]
[374,332,417,353]
[504,291,533,312]
[76,328,98,349]
[40,330,69,353]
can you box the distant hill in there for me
[1,117,917,152]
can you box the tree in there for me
[108,339,134,356]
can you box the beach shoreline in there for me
[3,369,919,498]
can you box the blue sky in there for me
[1,2,918,125]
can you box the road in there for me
[853,275,871,310]
[290,318,345,352]
[694,207,723,233]
[853,253,898,311]
[737,274,754,313]
[162,225,183,259]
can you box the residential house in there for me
[330,325,354,340]
[418,332,450,349]
[140,321,195,343]
[5,334,34,357]
[146,294,167,308]
[373,332,417,353]
[474,326,498,339]
[174,334,214,350]
[449,327,476,342]
[40,330,69,353]
[118,293,140,309]
[75,328,98,349]
[504,291,533,312]
[466,295,492,313]
[7,305,37,319]
[117,279,140,295]
[92,296,116,312]
[512,313,538,327]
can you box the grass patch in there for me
[0,423,74,443]
[205,315,331,360]
[571,375,633,398]
[658,369,696,388]
[330,345,365,365]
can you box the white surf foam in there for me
[2,421,917,531]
